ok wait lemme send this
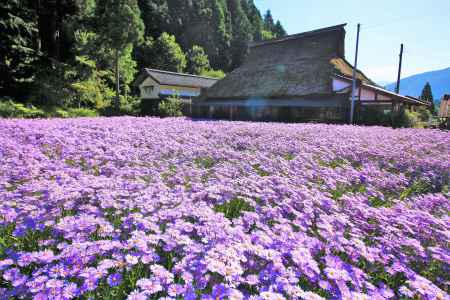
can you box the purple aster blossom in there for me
[0,118,449,299]
[211,284,230,299]
[81,275,98,292]
[125,254,139,266]
[167,284,184,297]
[127,290,148,300]
[62,282,79,299]
[33,293,48,300]
[183,286,197,300]
[0,259,14,271]
[107,273,122,287]
[13,226,27,238]
[136,278,163,294]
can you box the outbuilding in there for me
[135,68,218,114]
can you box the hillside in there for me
[385,67,450,100]
[1,0,286,103]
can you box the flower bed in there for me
[0,117,448,299]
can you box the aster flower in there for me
[107,273,122,287]
[0,117,448,299]
[136,278,163,294]
[127,290,148,300]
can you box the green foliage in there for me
[1,0,284,105]
[95,0,144,111]
[95,0,144,52]
[0,0,40,99]
[70,55,114,109]
[0,99,98,119]
[416,106,432,123]
[396,108,431,128]
[241,0,264,41]
[194,157,216,169]
[262,9,286,39]
[30,62,75,107]
[261,30,276,40]
[420,82,434,103]
[119,96,141,116]
[66,108,99,117]
[273,20,287,38]
[356,107,392,126]
[0,100,45,118]
[214,198,254,220]
[138,33,187,73]
[138,0,168,37]
[158,95,183,117]
[228,0,254,69]
[420,82,435,114]
[263,10,275,32]
[186,45,211,75]
[201,69,226,79]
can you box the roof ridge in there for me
[250,23,347,48]
[144,68,218,81]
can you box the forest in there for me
[0,0,286,115]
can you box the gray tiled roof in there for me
[143,68,218,88]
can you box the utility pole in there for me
[395,44,404,94]
[350,23,361,124]
[392,44,404,128]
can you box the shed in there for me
[135,68,218,100]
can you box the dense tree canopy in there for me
[186,45,211,75]
[0,0,39,99]
[137,33,187,73]
[0,0,286,108]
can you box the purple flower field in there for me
[0,117,449,300]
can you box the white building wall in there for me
[139,77,160,99]
[332,78,351,91]
[139,77,202,100]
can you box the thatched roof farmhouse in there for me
[195,24,428,123]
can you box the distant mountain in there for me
[377,80,391,87]
[385,67,450,100]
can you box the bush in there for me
[201,69,226,79]
[0,99,98,119]
[158,96,183,117]
[0,100,46,118]
[357,107,392,126]
[395,107,433,128]
[99,96,141,116]
[66,108,98,117]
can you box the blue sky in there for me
[254,0,450,83]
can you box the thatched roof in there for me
[204,24,375,100]
[135,68,218,88]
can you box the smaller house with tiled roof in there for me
[197,24,429,123]
[135,68,218,101]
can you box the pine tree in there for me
[241,0,264,41]
[0,0,39,99]
[227,0,253,69]
[95,0,144,112]
[137,0,168,38]
[186,46,211,75]
[263,10,275,32]
[420,82,435,114]
[273,21,287,38]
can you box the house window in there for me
[143,86,154,95]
